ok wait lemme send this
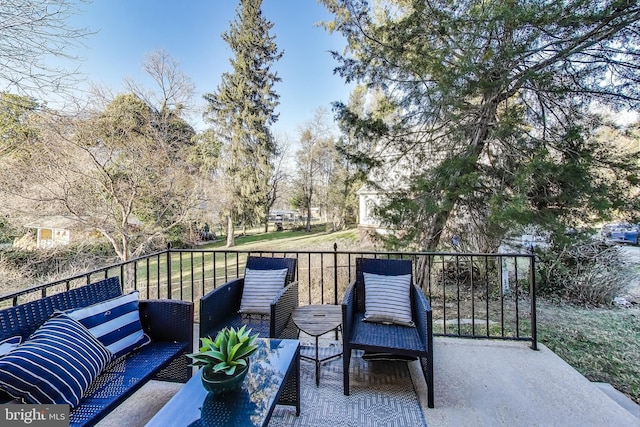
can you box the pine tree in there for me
[204,0,283,247]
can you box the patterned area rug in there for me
[269,346,427,427]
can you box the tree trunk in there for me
[226,215,235,247]
[423,97,499,253]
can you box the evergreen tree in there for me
[320,0,640,251]
[204,0,283,247]
[0,93,40,159]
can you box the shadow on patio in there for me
[97,335,639,427]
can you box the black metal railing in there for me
[0,245,537,349]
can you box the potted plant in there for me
[187,325,259,394]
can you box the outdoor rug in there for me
[269,346,427,427]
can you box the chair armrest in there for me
[271,280,299,338]
[411,285,433,347]
[341,281,356,345]
[199,278,244,338]
[139,299,194,348]
[412,284,435,408]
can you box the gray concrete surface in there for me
[417,338,639,427]
[594,382,640,420]
[97,335,639,427]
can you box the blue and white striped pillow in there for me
[363,272,415,327]
[0,314,112,407]
[0,336,21,356]
[65,291,151,359]
[239,268,289,315]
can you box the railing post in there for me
[333,243,338,305]
[166,243,172,299]
[334,242,339,340]
[529,253,538,350]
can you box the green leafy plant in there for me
[187,325,259,376]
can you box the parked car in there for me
[600,222,639,245]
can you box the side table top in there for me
[292,304,342,337]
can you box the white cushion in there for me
[239,268,289,315]
[65,291,150,359]
[0,314,112,407]
[363,272,414,327]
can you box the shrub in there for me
[0,241,119,288]
[536,240,634,306]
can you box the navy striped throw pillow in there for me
[0,314,112,407]
[363,272,414,327]
[65,291,151,359]
[239,268,289,315]
[0,336,21,356]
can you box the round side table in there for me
[291,304,342,386]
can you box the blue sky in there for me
[70,0,352,135]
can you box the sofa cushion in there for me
[363,272,414,327]
[69,341,188,425]
[0,313,112,407]
[65,291,151,359]
[0,336,21,356]
[239,268,289,315]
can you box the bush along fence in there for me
[0,244,537,349]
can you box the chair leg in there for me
[343,348,351,395]
[420,356,434,408]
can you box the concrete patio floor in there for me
[414,337,639,427]
[97,336,639,427]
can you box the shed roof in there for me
[24,216,82,230]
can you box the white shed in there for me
[24,216,81,249]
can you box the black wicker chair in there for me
[199,256,299,340]
[342,258,434,408]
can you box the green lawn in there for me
[537,301,640,404]
[200,224,361,250]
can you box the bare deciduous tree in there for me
[0,50,202,262]
[126,49,196,117]
[263,132,291,232]
[293,109,336,231]
[0,0,92,98]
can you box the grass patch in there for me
[202,227,361,252]
[199,223,355,249]
[537,301,640,404]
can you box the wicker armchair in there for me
[199,256,299,340]
[342,258,434,408]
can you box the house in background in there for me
[357,184,384,230]
[356,151,418,240]
[23,216,82,249]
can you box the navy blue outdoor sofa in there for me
[0,277,193,426]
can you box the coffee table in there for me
[145,338,300,427]
[291,304,342,386]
